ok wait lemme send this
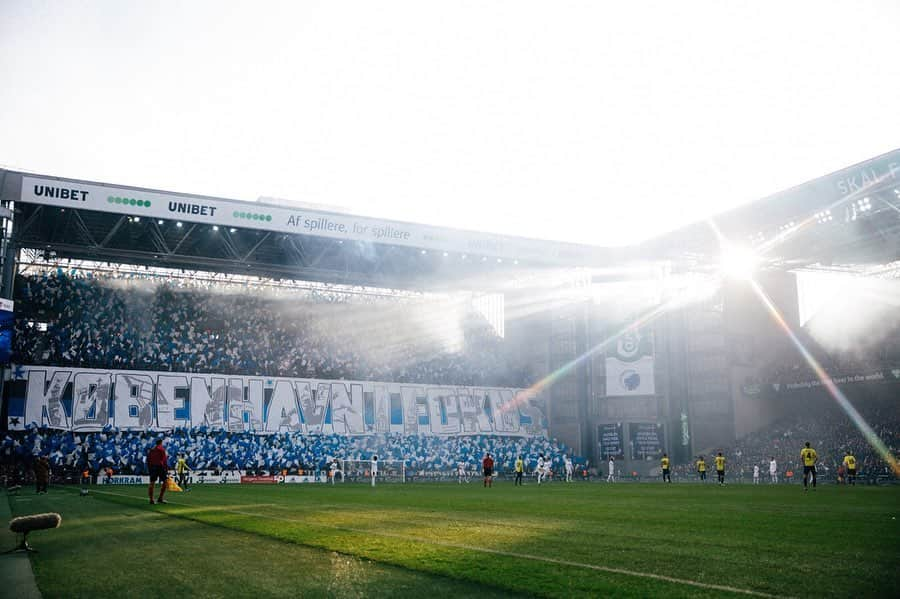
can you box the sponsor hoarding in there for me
[19,175,597,264]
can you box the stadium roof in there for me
[2,149,898,290]
[641,148,900,274]
[0,169,626,290]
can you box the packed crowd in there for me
[728,403,898,481]
[13,270,527,387]
[669,400,900,482]
[762,325,900,385]
[0,427,582,481]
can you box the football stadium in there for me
[2,4,900,599]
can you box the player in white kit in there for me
[536,455,546,485]
[607,457,615,483]
[330,459,343,485]
[769,457,778,483]
[753,464,760,484]
[371,455,378,487]
[564,455,574,482]
[457,462,468,484]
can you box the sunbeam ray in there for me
[747,278,900,477]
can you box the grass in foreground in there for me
[6,488,515,598]
[8,481,900,598]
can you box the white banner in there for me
[606,356,655,396]
[95,471,325,484]
[6,365,547,437]
[193,471,243,484]
[100,475,150,485]
[605,330,655,396]
[280,474,326,484]
[18,175,597,264]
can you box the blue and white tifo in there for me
[6,365,548,436]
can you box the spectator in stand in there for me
[13,271,527,388]
[33,455,50,494]
[1,427,584,484]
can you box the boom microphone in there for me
[5,512,62,553]
[9,513,62,534]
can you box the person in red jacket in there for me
[147,438,169,505]
[482,453,494,488]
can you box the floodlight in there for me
[176,222,183,228]
[719,244,759,281]
[157,220,164,225]
[212,226,219,231]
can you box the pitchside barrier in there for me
[339,459,407,483]
[96,471,329,485]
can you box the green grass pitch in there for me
[7,481,899,598]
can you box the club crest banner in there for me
[605,330,655,396]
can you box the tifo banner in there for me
[605,329,655,396]
[629,423,665,459]
[4,365,547,436]
[598,423,624,459]
[17,175,597,265]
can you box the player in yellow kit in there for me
[514,455,524,486]
[800,441,818,491]
[696,456,707,482]
[175,453,192,492]
[661,454,671,483]
[715,452,726,485]
[842,451,857,486]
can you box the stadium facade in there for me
[1,149,898,473]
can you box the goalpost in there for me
[339,459,407,483]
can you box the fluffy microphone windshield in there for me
[9,513,62,534]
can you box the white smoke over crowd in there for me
[799,271,900,357]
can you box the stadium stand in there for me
[668,398,900,484]
[728,406,899,483]
[12,270,527,387]
[1,428,581,482]
[760,324,900,386]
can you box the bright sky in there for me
[1,1,899,247]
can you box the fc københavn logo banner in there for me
[605,330,655,396]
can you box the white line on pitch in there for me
[90,489,790,599]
